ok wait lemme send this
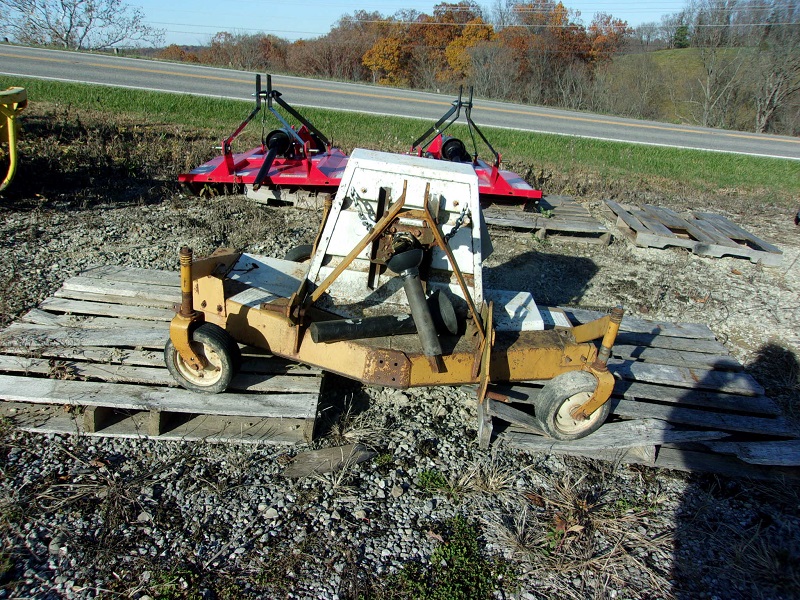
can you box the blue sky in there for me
[134,0,684,46]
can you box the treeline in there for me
[157,0,799,136]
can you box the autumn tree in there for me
[445,18,496,80]
[157,44,199,63]
[0,0,163,49]
[363,36,412,85]
[587,13,628,63]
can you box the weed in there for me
[393,516,512,600]
[375,452,393,467]
[537,207,555,218]
[417,469,449,494]
[449,457,524,504]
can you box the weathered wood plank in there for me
[613,331,729,354]
[611,398,793,437]
[0,355,321,393]
[562,307,717,340]
[485,214,607,233]
[18,313,166,330]
[691,217,743,248]
[611,344,741,371]
[0,401,312,444]
[606,200,649,233]
[630,209,677,237]
[283,444,376,478]
[693,212,782,254]
[0,345,165,367]
[39,297,175,321]
[54,289,177,310]
[490,378,781,416]
[500,419,729,451]
[649,447,799,480]
[61,276,178,303]
[700,440,800,466]
[80,265,180,287]
[0,344,319,375]
[641,205,719,245]
[614,380,781,415]
[608,359,765,396]
[0,322,166,349]
[0,374,318,419]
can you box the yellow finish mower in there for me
[166,150,623,445]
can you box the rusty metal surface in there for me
[169,314,206,370]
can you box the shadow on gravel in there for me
[671,348,800,599]
[483,250,598,305]
[313,373,375,442]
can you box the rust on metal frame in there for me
[169,247,205,370]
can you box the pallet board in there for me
[0,266,323,444]
[489,307,799,478]
[483,196,611,244]
[605,200,783,266]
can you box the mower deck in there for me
[179,146,349,194]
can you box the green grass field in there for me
[3,75,797,205]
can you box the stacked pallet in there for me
[0,266,322,444]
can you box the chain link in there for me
[350,190,376,231]
[444,205,471,243]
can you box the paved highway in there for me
[2,44,799,161]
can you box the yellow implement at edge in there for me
[0,87,27,192]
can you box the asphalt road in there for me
[2,44,799,161]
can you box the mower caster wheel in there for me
[165,323,241,394]
[284,244,313,263]
[535,371,610,440]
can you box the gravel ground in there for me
[1,165,799,596]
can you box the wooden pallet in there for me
[606,200,783,266]
[487,308,799,479]
[0,266,323,444]
[483,196,612,244]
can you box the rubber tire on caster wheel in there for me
[535,370,610,440]
[164,323,241,394]
[284,244,314,263]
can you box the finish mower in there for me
[178,75,349,203]
[166,150,621,443]
[178,76,541,207]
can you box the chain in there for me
[350,190,376,231]
[444,205,471,243]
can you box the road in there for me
[2,44,799,161]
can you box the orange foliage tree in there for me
[445,18,496,80]
[363,35,413,85]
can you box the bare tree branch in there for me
[0,0,163,50]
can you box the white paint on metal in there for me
[228,254,306,299]
[484,290,545,332]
